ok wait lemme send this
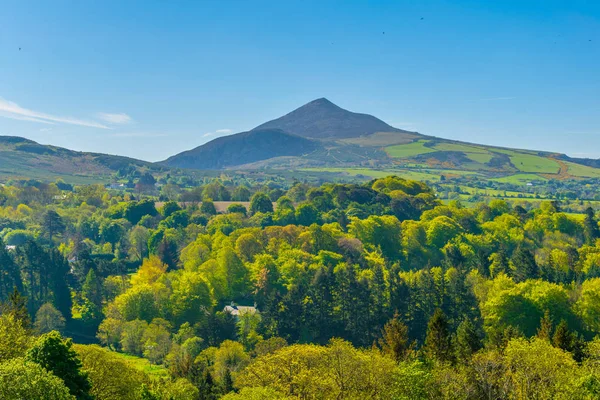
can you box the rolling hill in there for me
[0,136,165,183]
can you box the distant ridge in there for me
[253,98,409,139]
[0,135,163,183]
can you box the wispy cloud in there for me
[390,121,419,130]
[97,112,133,124]
[0,112,55,125]
[39,128,53,132]
[109,132,168,138]
[0,97,110,129]
[202,128,233,138]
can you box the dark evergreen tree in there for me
[222,369,235,395]
[584,207,600,245]
[552,319,573,351]
[424,308,453,363]
[378,313,412,363]
[512,246,539,282]
[41,210,66,240]
[305,267,335,344]
[0,240,22,302]
[81,268,103,308]
[537,310,553,341]
[454,318,482,363]
[157,238,179,270]
[4,288,30,329]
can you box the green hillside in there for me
[0,136,166,183]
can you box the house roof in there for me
[223,303,257,316]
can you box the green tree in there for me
[74,344,146,400]
[231,186,251,202]
[201,199,217,215]
[424,308,453,363]
[552,319,574,352]
[295,203,318,226]
[129,226,150,261]
[4,288,30,330]
[249,193,273,215]
[42,210,66,240]
[511,247,539,282]
[537,309,553,341]
[26,331,93,400]
[378,313,412,363]
[0,358,74,400]
[120,319,149,355]
[0,313,31,362]
[227,203,247,215]
[454,318,482,363]
[584,207,599,245]
[34,303,66,334]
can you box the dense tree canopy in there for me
[0,175,600,398]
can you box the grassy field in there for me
[564,161,600,178]
[431,143,493,164]
[458,186,533,197]
[385,140,436,158]
[492,173,548,184]
[111,352,169,377]
[301,167,441,181]
[466,153,494,164]
[433,142,487,154]
[508,153,560,173]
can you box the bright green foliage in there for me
[0,358,75,400]
[3,176,600,398]
[74,344,145,400]
[576,278,600,333]
[235,339,399,399]
[0,313,31,362]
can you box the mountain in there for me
[163,129,320,169]
[0,136,164,183]
[164,98,600,184]
[253,97,411,139]
[164,98,419,170]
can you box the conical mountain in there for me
[253,97,407,139]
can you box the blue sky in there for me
[0,0,599,161]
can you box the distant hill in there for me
[164,98,419,170]
[164,98,600,184]
[253,97,413,139]
[162,129,320,169]
[0,136,164,183]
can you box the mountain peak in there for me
[253,98,406,139]
[307,97,336,106]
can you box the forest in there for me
[1,176,600,399]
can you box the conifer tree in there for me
[537,310,553,341]
[424,308,453,363]
[378,313,412,362]
[552,319,573,352]
[454,318,482,363]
